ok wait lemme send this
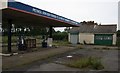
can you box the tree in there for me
[64,27,71,32]
[117,30,120,37]
[81,21,98,25]
[53,31,68,41]
[117,30,120,46]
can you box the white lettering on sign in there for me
[33,8,42,14]
[32,8,79,24]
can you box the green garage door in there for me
[94,34,113,45]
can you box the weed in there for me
[66,57,104,70]
[76,46,83,49]
[93,47,99,50]
[102,47,110,50]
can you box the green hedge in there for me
[53,32,68,41]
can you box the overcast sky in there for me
[15,0,119,31]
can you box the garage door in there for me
[94,34,113,45]
[70,33,79,44]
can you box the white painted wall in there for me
[79,33,94,44]
[68,33,70,42]
[0,0,8,9]
[113,33,116,45]
[69,32,116,45]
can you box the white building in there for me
[68,22,117,45]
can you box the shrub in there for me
[53,32,68,41]
[102,47,110,50]
[89,57,104,69]
[67,57,104,70]
[76,46,83,49]
[117,37,120,47]
[93,47,99,50]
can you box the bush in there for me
[53,32,68,41]
[76,45,83,49]
[117,37,120,47]
[2,36,17,43]
[102,47,110,50]
[89,57,104,69]
[67,57,104,70]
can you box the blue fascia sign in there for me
[8,1,79,25]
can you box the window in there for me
[95,36,103,40]
[104,36,112,40]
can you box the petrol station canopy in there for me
[1,0,80,27]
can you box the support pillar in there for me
[47,26,53,47]
[49,26,52,38]
[7,19,12,52]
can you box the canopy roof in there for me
[2,0,80,27]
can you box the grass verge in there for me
[53,41,71,46]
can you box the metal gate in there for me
[70,33,79,44]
